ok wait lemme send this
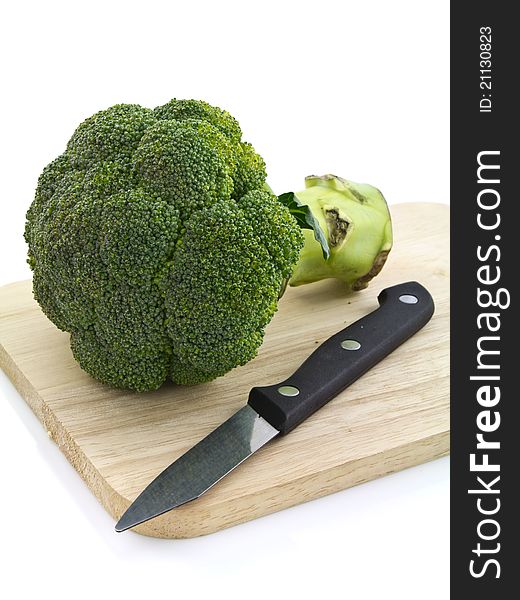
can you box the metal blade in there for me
[115,405,279,532]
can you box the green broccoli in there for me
[25,99,392,392]
[25,99,302,390]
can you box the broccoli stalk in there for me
[280,174,392,290]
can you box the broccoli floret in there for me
[164,190,302,384]
[154,98,242,141]
[233,142,268,200]
[153,99,267,200]
[25,99,301,391]
[67,104,156,168]
[133,119,233,219]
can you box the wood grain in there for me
[0,202,449,538]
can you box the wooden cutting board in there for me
[0,202,449,538]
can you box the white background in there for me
[0,1,449,599]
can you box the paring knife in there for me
[115,281,434,532]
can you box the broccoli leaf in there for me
[278,192,330,260]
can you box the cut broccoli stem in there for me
[324,207,350,247]
[277,174,393,290]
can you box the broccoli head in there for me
[25,99,304,390]
[25,99,393,392]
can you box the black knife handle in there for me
[248,281,434,434]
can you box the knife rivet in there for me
[278,385,300,397]
[399,294,419,304]
[341,339,361,351]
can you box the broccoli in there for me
[25,99,392,392]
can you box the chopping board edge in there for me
[128,428,450,538]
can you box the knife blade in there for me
[115,281,434,532]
